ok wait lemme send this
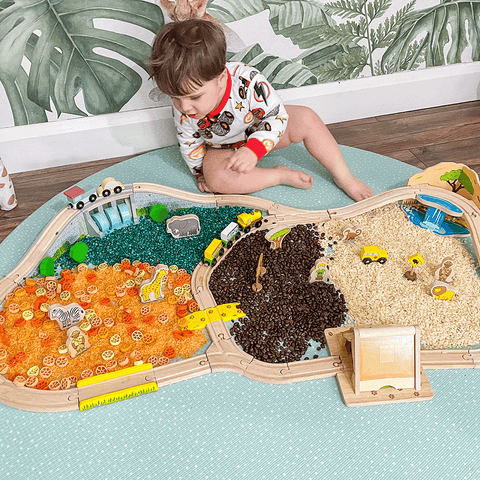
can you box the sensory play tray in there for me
[2,166,480,411]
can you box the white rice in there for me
[318,203,480,349]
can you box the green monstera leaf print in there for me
[0,0,164,125]
[207,0,265,23]
[227,43,318,88]
[382,0,480,71]
[209,0,342,86]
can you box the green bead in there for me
[149,204,169,223]
[69,241,89,263]
[39,257,55,277]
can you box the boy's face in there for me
[171,69,227,120]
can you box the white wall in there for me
[1,61,479,174]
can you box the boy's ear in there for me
[218,68,228,83]
[190,0,207,17]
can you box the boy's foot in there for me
[334,174,373,202]
[274,165,313,190]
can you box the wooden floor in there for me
[1,100,479,243]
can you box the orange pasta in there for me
[0,262,207,390]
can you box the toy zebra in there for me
[48,303,86,330]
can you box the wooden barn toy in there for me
[326,325,434,407]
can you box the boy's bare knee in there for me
[283,106,313,144]
[203,174,218,193]
[295,106,322,126]
[283,105,325,144]
[202,149,235,193]
[203,169,229,194]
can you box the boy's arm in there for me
[228,71,288,173]
[173,110,206,178]
[243,72,289,159]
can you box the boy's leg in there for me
[201,147,313,194]
[277,105,373,201]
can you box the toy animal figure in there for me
[431,281,457,301]
[342,226,362,243]
[434,257,455,283]
[139,264,169,303]
[48,303,85,330]
[159,0,213,22]
[309,260,329,283]
[166,214,201,238]
[0,157,17,211]
[66,326,90,357]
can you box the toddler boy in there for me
[149,18,373,201]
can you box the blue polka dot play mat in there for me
[1,145,479,480]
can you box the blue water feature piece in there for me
[117,203,133,226]
[422,207,446,233]
[403,206,469,236]
[417,194,463,215]
[91,212,111,233]
[415,194,465,235]
[104,207,122,230]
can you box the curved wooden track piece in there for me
[1,183,480,411]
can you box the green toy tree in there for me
[266,227,291,250]
[149,204,169,223]
[440,169,474,195]
[39,257,55,276]
[69,242,89,263]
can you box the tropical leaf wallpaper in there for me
[0,0,164,126]
[0,0,478,128]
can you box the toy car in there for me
[360,246,388,264]
[96,177,124,197]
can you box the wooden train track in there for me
[1,183,480,411]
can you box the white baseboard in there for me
[1,62,479,174]
[282,62,480,124]
[1,107,178,174]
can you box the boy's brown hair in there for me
[148,18,227,97]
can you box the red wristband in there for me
[245,138,268,161]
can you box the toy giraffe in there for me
[139,264,169,303]
[0,157,17,211]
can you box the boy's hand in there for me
[226,147,257,174]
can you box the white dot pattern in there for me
[0,371,479,479]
